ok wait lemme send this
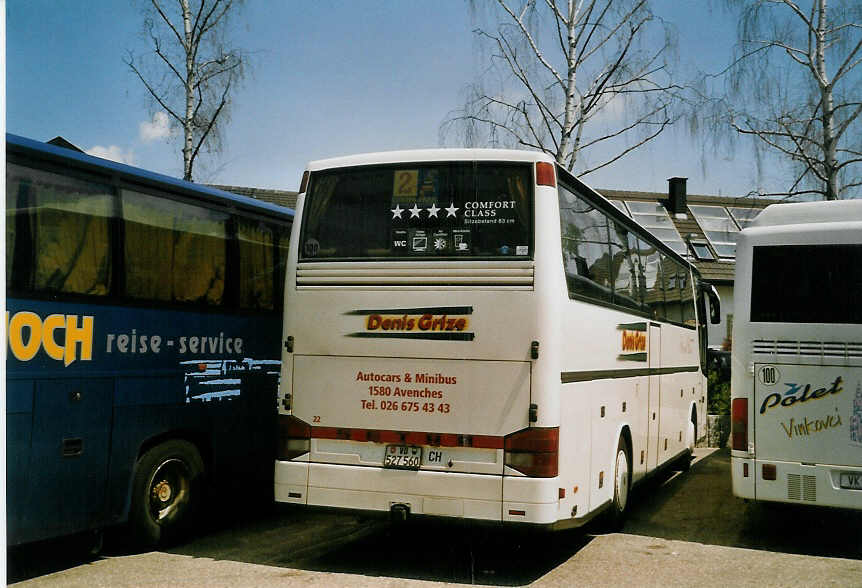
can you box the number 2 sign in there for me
[393,170,418,199]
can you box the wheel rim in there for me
[147,457,192,526]
[615,449,629,511]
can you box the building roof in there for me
[598,187,783,285]
[208,184,298,210]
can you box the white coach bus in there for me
[731,200,862,510]
[276,150,720,528]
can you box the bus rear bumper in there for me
[275,461,561,524]
[732,456,862,510]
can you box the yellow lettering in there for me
[64,315,94,366]
[9,311,43,361]
[42,314,66,361]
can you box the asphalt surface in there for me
[8,448,862,587]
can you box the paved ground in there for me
[8,448,862,587]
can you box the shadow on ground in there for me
[623,447,862,560]
[10,449,860,585]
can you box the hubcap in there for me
[153,480,173,503]
[615,449,629,510]
[147,458,191,525]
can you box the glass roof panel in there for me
[691,242,715,260]
[625,200,687,256]
[728,206,761,229]
[609,200,630,216]
[688,205,740,259]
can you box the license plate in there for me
[840,472,862,490]
[383,445,422,470]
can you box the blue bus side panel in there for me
[7,380,34,544]
[6,298,281,545]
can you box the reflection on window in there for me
[238,219,275,310]
[662,256,685,324]
[689,205,739,258]
[6,163,113,296]
[559,185,611,301]
[625,201,687,255]
[557,186,695,325]
[123,190,227,305]
[638,238,664,320]
[609,223,642,311]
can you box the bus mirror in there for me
[706,284,721,324]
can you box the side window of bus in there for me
[638,238,665,320]
[662,255,684,324]
[558,184,611,302]
[680,266,696,326]
[6,163,114,296]
[122,190,228,306]
[274,223,291,309]
[609,223,643,311]
[237,218,281,311]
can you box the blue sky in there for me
[6,1,789,197]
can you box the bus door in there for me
[647,325,661,471]
[22,378,113,543]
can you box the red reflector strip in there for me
[535,162,556,187]
[731,397,748,451]
[310,426,504,449]
[508,509,526,516]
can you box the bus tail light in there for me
[504,427,558,477]
[731,398,748,452]
[278,415,310,460]
[535,162,556,187]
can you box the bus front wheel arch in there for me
[129,439,204,547]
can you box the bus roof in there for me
[306,148,556,171]
[7,133,294,219]
[751,199,862,229]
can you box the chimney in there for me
[667,177,687,215]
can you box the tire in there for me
[677,413,697,472]
[683,417,696,471]
[129,440,204,548]
[606,436,631,531]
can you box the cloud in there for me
[86,145,136,165]
[139,111,173,142]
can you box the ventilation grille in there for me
[297,261,534,289]
[752,339,862,360]
[787,473,817,502]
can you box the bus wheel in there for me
[130,440,204,547]
[606,437,631,531]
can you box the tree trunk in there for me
[815,0,839,200]
[182,0,195,181]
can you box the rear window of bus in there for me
[299,162,533,260]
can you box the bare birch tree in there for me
[712,0,862,200]
[126,0,246,181]
[442,0,683,176]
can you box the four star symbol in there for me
[391,202,459,220]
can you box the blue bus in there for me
[6,134,294,547]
